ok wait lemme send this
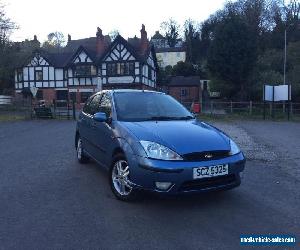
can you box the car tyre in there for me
[76,136,89,164]
[110,153,139,201]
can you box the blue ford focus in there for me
[75,90,245,201]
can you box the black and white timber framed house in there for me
[14,25,158,105]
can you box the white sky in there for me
[3,0,228,42]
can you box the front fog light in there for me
[155,182,172,191]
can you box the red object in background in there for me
[193,102,201,113]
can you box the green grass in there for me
[0,114,28,122]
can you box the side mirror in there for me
[93,112,107,122]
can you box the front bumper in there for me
[127,152,246,194]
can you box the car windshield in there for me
[113,92,194,122]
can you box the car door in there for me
[89,92,114,167]
[79,94,102,157]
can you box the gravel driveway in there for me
[210,120,300,180]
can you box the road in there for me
[0,120,299,250]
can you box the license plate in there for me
[193,164,228,179]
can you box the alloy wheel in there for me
[112,160,132,196]
[77,138,82,160]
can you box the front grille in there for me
[182,150,230,162]
[179,174,236,192]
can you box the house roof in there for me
[151,31,165,40]
[42,51,74,67]
[168,76,201,86]
[65,37,98,51]
[18,30,157,68]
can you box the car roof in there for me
[94,89,165,95]
[91,89,166,98]
[111,89,163,94]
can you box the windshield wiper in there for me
[175,116,195,120]
[147,116,176,121]
[146,116,194,121]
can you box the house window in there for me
[74,65,96,77]
[181,89,187,96]
[107,63,117,76]
[203,81,208,90]
[17,69,23,82]
[148,67,152,80]
[91,66,97,75]
[176,52,180,57]
[107,62,135,76]
[129,63,134,75]
[56,90,68,100]
[35,70,43,81]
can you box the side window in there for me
[99,93,112,117]
[82,95,96,115]
[88,94,102,115]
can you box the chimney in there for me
[96,27,105,55]
[96,27,103,38]
[68,34,71,43]
[33,35,37,41]
[140,24,148,54]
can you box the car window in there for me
[83,94,101,115]
[89,94,102,115]
[82,96,94,114]
[99,92,112,117]
[113,92,193,121]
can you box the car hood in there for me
[121,120,230,155]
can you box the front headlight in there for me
[140,141,183,161]
[229,139,240,155]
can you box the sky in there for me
[3,0,228,42]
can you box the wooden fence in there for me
[0,98,77,121]
[182,101,300,119]
[0,95,12,105]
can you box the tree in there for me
[109,30,119,40]
[267,0,300,49]
[207,8,257,100]
[157,65,173,85]
[0,2,17,93]
[0,2,17,47]
[42,31,65,51]
[160,18,180,47]
[172,61,197,76]
[184,19,201,64]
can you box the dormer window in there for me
[35,70,43,81]
[91,66,97,75]
[148,67,152,80]
[17,69,23,82]
[74,65,97,77]
[107,62,134,76]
